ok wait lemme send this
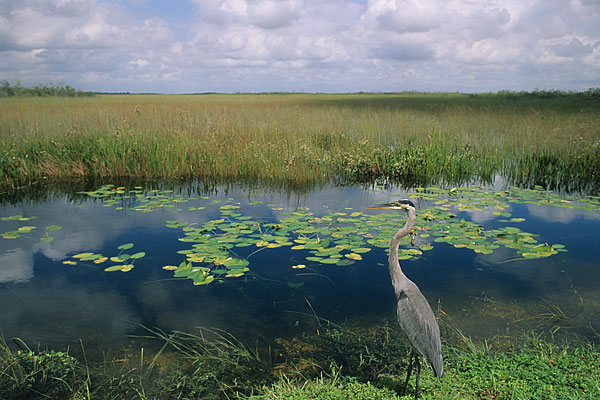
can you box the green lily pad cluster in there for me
[503,186,600,211]
[0,214,61,242]
[78,184,206,212]
[491,227,566,259]
[393,186,572,258]
[398,185,600,213]
[64,184,599,286]
[62,243,145,272]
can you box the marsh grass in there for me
[0,335,84,399]
[2,322,600,399]
[1,93,599,194]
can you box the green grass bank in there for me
[1,92,599,194]
[2,325,599,400]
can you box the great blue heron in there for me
[369,199,443,399]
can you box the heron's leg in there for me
[403,349,415,395]
[414,357,421,399]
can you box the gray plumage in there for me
[372,199,444,381]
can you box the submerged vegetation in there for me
[1,91,599,194]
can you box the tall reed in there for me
[1,93,598,193]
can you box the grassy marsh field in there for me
[1,92,599,194]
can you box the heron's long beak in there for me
[367,203,407,210]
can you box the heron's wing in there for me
[396,286,444,378]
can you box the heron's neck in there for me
[388,208,416,287]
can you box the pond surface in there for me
[1,183,599,357]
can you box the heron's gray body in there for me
[393,274,444,377]
[387,202,444,378]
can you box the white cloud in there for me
[248,0,301,29]
[374,0,447,34]
[129,58,149,68]
[0,0,598,92]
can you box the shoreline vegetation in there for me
[1,323,599,399]
[1,88,599,195]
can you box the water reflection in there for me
[0,248,32,283]
[527,203,600,223]
[0,277,140,347]
[0,183,599,355]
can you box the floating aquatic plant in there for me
[0,214,62,242]
[59,184,599,286]
[62,242,145,272]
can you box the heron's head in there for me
[368,199,415,211]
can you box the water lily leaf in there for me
[62,260,77,265]
[521,252,543,259]
[104,265,124,272]
[73,252,94,259]
[350,247,371,254]
[292,264,306,269]
[223,258,250,268]
[235,240,256,247]
[220,204,240,209]
[406,249,423,255]
[166,221,188,229]
[1,215,25,221]
[18,226,36,232]
[174,261,192,277]
[1,231,21,239]
[117,243,134,250]
[40,236,54,242]
[345,253,362,260]
[194,275,215,285]
[45,225,62,232]
[130,252,146,259]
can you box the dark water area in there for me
[1,183,599,360]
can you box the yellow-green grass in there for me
[1,93,599,193]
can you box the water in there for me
[1,183,599,358]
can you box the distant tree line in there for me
[473,88,600,99]
[0,80,96,97]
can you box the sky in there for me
[1,0,599,93]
